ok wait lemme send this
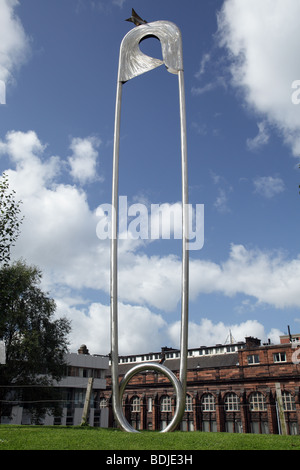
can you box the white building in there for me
[6,344,109,427]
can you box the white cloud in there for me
[0,130,182,314]
[58,297,284,355]
[0,0,30,85]
[191,122,208,136]
[112,0,126,7]
[0,130,182,310]
[218,0,300,155]
[76,0,125,14]
[168,318,283,349]
[211,172,232,213]
[191,77,226,96]
[190,244,300,309]
[1,129,299,353]
[56,299,167,355]
[214,187,230,213]
[195,53,211,79]
[0,130,60,197]
[2,133,298,313]
[118,253,181,311]
[68,136,101,184]
[253,175,285,199]
[246,121,270,151]
[191,82,215,96]
[192,46,227,97]
[0,131,106,287]
[58,297,285,355]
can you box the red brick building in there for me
[101,335,300,434]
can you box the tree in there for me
[0,260,71,422]
[0,172,23,266]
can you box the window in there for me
[273,352,286,363]
[224,393,240,411]
[161,420,167,430]
[247,354,260,365]
[282,392,296,411]
[99,398,107,409]
[249,392,266,411]
[185,394,193,412]
[131,396,140,413]
[147,397,152,412]
[202,420,217,432]
[74,390,85,406]
[161,395,171,412]
[201,393,216,412]
[68,366,77,377]
[82,368,91,377]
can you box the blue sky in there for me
[1,0,300,354]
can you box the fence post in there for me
[81,377,94,426]
[275,383,288,435]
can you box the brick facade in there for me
[101,337,300,434]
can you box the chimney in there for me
[245,337,261,349]
[78,344,89,355]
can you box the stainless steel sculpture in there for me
[110,13,189,433]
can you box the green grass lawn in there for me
[0,425,300,450]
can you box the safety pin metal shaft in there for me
[110,19,189,433]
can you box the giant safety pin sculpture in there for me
[110,12,189,433]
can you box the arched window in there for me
[99,398,107,409]
[185,394,193,412]
[201,393,216,412]
[224,393,240,411]
[249,392,266,411]
[131,396,140,413]
[160,395,171,412]
[282,391,296,411]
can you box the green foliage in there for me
[0,173,23,266]
[0,260,71,422]
[0,426,300,450]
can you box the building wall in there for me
[101,338,300,434]
[2,346,110,427]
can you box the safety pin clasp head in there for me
[125,9,148,26]
[118,19,183,83]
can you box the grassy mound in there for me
[0,425,300,451]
